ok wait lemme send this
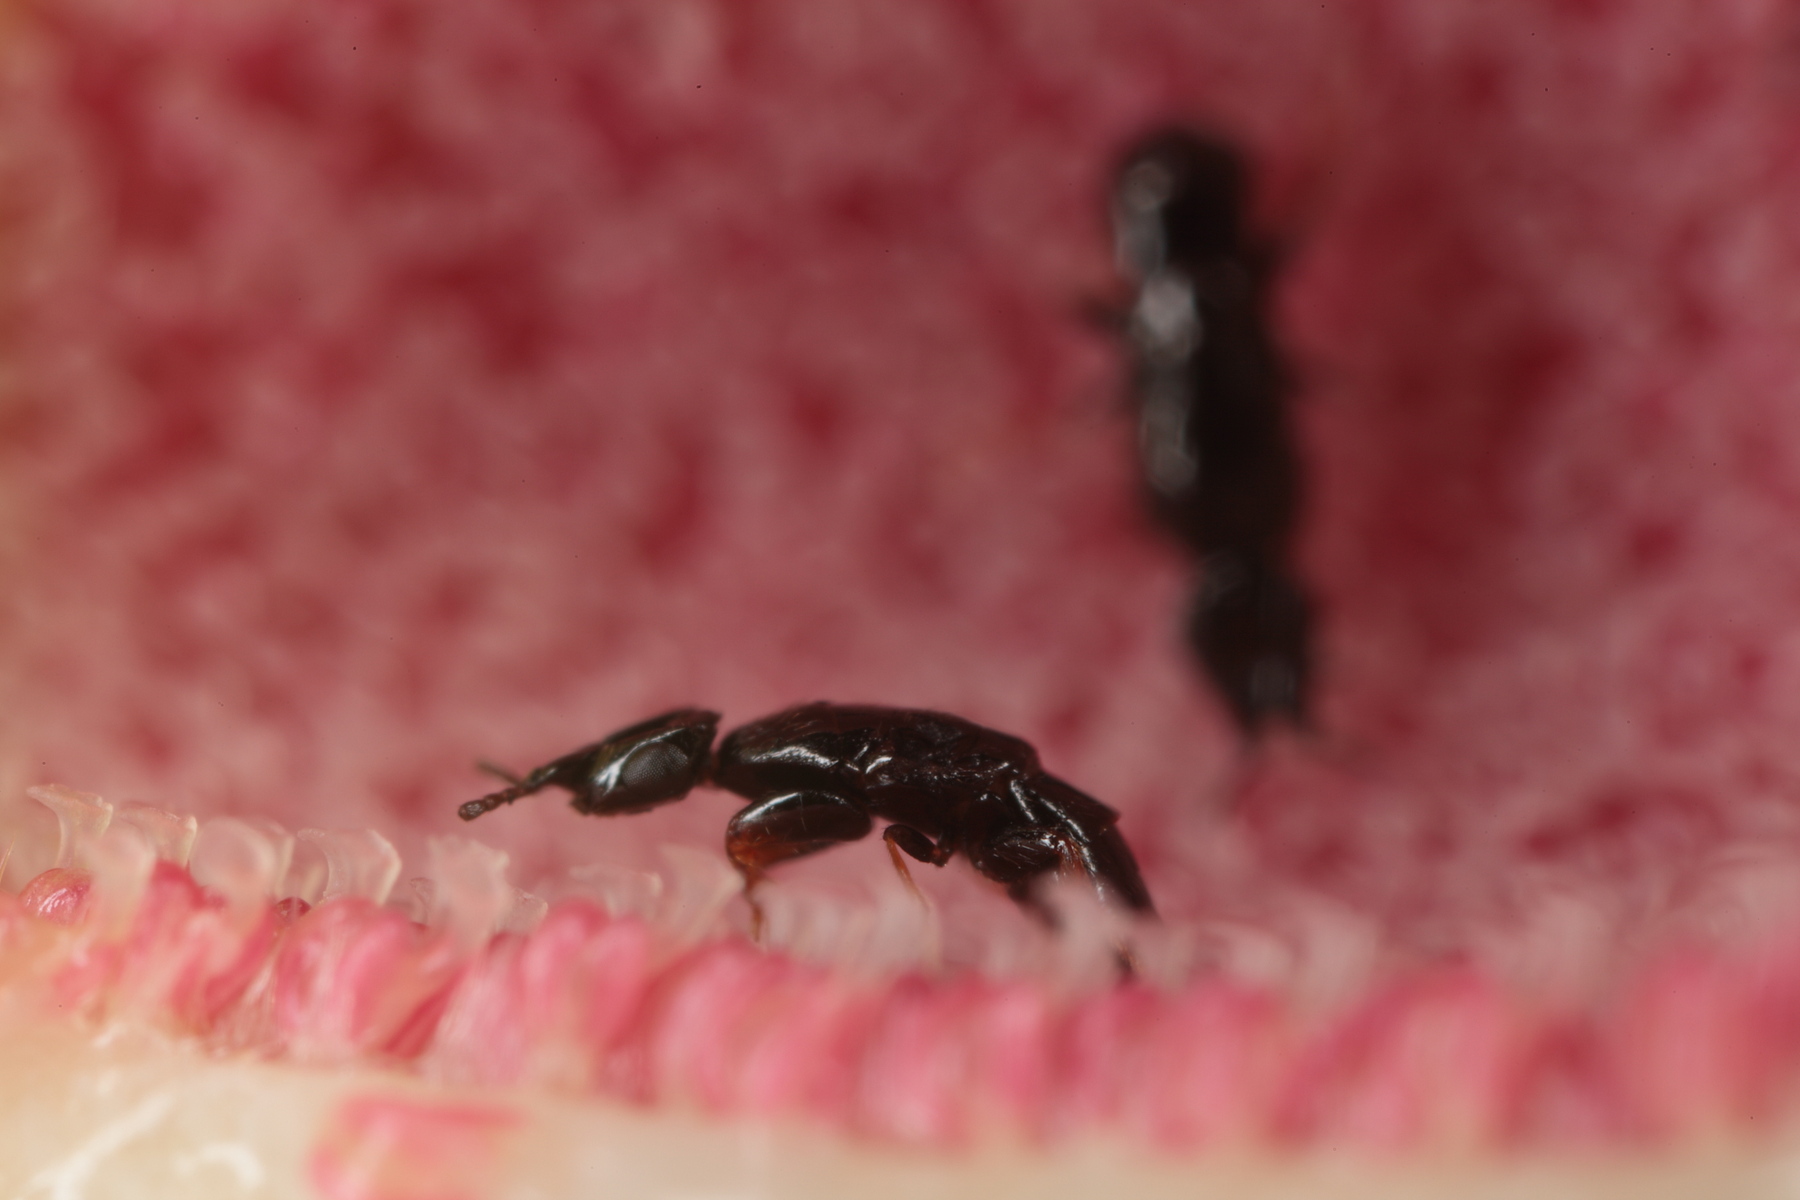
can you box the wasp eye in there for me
[619,742,687,789]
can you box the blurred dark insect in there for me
[1111,128,1314,735]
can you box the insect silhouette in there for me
[458,703,1153,930]
[1110,128,1314,735]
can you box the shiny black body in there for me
[1111,128,1314,733]
[459,703,1153,919]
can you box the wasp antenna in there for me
[476,759,525,786]
[457,787,526,821]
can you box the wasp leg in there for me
[1005,878,1061,928]
[881,825,951,902]
[1000,835,1141,979]
[1019,774,1155,915]
[969,824,1066,929]
[725,791,873,940]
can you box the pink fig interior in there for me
[3,0,1800,1164]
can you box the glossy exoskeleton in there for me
[458,703,1154,924]
[1111,128,1314,734]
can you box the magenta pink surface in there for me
[13,864,1800,1149]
